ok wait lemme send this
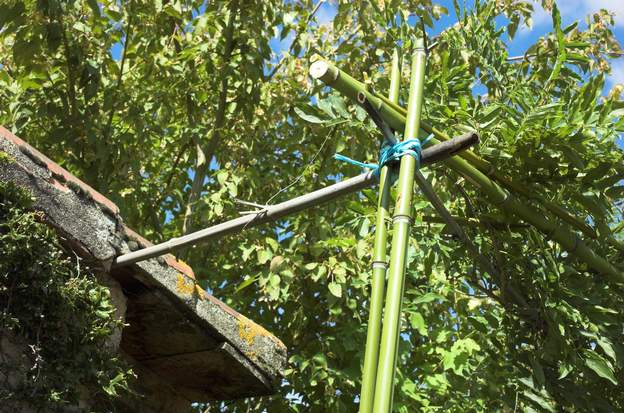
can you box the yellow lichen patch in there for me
[237,315,286,350]
[176,273,196,296]
[195,285,208,300]
[0,151,15,164]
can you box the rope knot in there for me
[334,134,432,173]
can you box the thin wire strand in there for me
[238,130,334,232]
[263,129,334,206]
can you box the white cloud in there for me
[526,0,624,29]
[527,2,551,29]
[583,0,624,27]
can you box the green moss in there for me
[0,150,15,164]
[0,181,134,412]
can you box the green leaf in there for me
[596,337,617,362]
[584,350,617,385]
[409,312,427,336]
[270,255,285,272]
[265,237,279,252]
[304,262,318,270]
[558,363,572,379]
[86,0,100,15]
[530,356,546,387]
[523,390,555,412]
[565,41,590,49]
[235,276,259,293]
[327,95,349,118]
[546,3,567,84]
[241,246,254,262]
[356,239,367,259]
[294,107,328,124]
[328,282,342,298]
[269,273,281,287]
[413,292,446,305]
[257,249,273,265]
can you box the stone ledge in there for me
[0,126,287,402]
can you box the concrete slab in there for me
[0,126,287,403]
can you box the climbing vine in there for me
[0,181,134,411]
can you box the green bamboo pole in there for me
[372,41,427,413]
[310,57,599,241]
[309,60,623,283]
[359,48,401,413]
[374,92,603,242]
[314,59,624,254]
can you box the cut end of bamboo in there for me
[309,60,329,79]
[357,91,367,104]
[309,60,337,82]
[467,132,480,144]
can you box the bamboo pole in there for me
[413,171,531,309]
[113,133,479,267]
[309,60,623,283]
[359,47,401,413]
[373,41,427,413]
[375,92,604,243]
[309,58,599,240]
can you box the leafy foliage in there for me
[0,0,623,412]
[0,181,134,411]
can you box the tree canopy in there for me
[1,0,623,411]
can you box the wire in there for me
[264,129,334,206]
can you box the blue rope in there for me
[334,134,433,173]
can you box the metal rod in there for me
[358,92,397,145]
[113,132,478,267]
[373,40,427,413]
[413,170,531,309]
[358,46,401,413]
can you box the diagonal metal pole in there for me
[358,47,401,413]
[113,132,477,268]
[372,40,427,413]
[413,170,531,309]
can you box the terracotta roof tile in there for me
[0,126,196,281]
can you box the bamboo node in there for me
[392,214,413,225]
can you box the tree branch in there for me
[103,12,134,143]
[182,0,239,235]
[265,0,323,81]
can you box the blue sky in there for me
[130,0,624,226]
[304,0,624,88]
[114,1,624,87]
